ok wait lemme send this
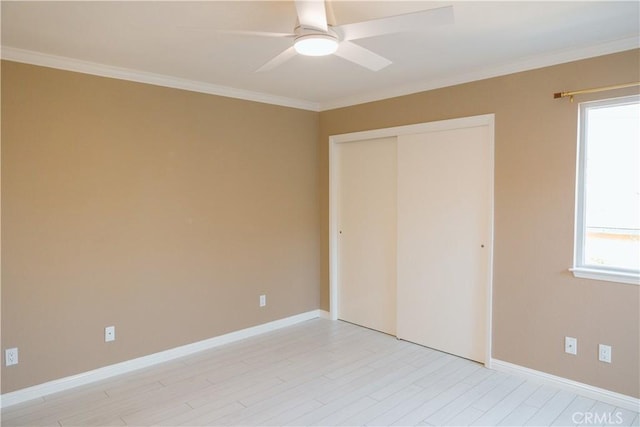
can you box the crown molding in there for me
[0,47,321,112]
[2,36,638,113]
[318,36,640,111]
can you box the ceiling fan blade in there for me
[337,6,454,41]
[218,30,294,38]
[295,0,328,31]
[256,46,297,72]
[334,41,392,71]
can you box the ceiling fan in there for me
[223,0,454,72]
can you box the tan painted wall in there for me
[1,61,320,393]
[318,49,640,398]
[2,49,639,398]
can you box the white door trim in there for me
[329,113,495,366]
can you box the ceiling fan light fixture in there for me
[294,34,338,56]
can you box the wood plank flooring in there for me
[2,319,638,426]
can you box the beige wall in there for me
[318,49,640,398]
[2,49,639,399]
[1,61,320,393]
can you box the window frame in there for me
[571,94,640,286]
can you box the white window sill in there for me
[570,267,640,286]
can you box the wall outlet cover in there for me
[105,326,116,342]
[565,337,577,355]
[598,344,612,363]
[5,348,18,366]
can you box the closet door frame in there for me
[328,113,495,367]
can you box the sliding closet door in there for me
[336,137,397,335]
[396,126,491,363]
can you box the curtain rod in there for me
[554,82,640,100]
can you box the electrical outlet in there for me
[599,344,612,363]
[105,326,116,342]
[259,294,266,307]
[5,348,18,366]
[565,337,577,355]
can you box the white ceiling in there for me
[2,1,639,111]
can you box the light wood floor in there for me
[2,319,638,426]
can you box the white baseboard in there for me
[490,359,640,412]
[1,309,326,408]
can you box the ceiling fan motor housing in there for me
[294,27,339,56]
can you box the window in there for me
[573,95,639,285]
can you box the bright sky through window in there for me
[582,99,639,272]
